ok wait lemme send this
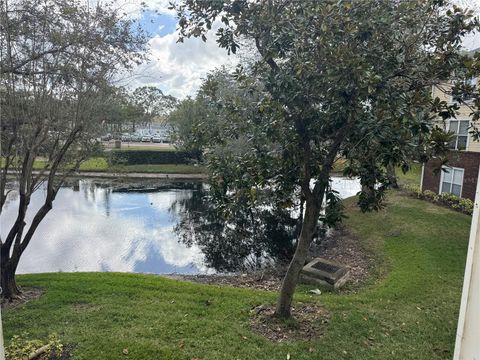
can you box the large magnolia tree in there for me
[0,0,147,299]
[173,0,480,318]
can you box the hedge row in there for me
[109,150,196,165]
[403,184,473,215]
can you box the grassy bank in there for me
[3,191,469,359]
[396,163,422,187]
[31,157,205,175]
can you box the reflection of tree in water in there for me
[170,183,303,272]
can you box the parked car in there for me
[100,133,112,141]
[130,134,141,142]
[121,134,131,142]
[141,136,152,142]
[152,136,162,143]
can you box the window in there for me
[440,167,464,197]
[447,120,469,150]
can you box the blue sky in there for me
[140,10,177,37]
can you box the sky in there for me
[115,0,480,100]
[114,1,239,99]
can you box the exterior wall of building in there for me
[422,151,480,201]
[432,84,480,152]
[422,82,480,200]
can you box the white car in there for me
[141,136,151,142]
[152,136,162,143]
[130,134,141,142]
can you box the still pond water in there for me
[1,178,360,275]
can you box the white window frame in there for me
[439,166,464,197]
[447,119,470,151]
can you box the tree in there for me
[173,0,480,318]
[98,87,144,134]
[131,86,178,126]
[0,0,147,300]
[169,68,250,157]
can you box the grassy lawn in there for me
[30,157,205,174]
[396,163,422,187]
[3,191,470,359]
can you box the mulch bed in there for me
[171,226,372,292]
[311,227,373,287]
[175,269,285,292]
[250,303,330,342]
[1,287,44,309]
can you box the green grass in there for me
[78,158,109,171]
[3,191,470,359]
[30,157,205,175]
[396,163,422,187]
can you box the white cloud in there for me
[120,25,239,99]
[1,182,210,274]
[109,0,175,18]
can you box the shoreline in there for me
[8,170,208,181]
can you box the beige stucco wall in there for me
[432,84,480,152]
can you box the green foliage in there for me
[173,0,480,313]
[109,150,195,165]
[169,97,210,156]
[403,184,473,215]
[173,0,480,214]
[132,86,177,123]
[6,333,63,360]
[396,163,422,187]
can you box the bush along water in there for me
[108,150,197,165]
[403,184,473,215]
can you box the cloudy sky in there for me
[114,1,240,99]
[116,0,480,100]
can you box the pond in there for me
[1,177,361,275]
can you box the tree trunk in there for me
[386,164,398,189]
[1,258,20,300]
[275,199,320,318]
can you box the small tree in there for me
[174,0,479,318]
[0,0,147,299]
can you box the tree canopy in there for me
[173,0,480,317]
[0,0,148,299]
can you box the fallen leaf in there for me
[122,348,129,355]
[286,353,291,360]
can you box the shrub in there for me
[458,198,474,215]
[109,150,197,165]
[404,184,422,197]
[423,190,439,202]
[402,184,473,215]
[6,333,64,360]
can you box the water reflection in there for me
[1,178,361,275]
[173,177,362,272]
[1,180,209,274]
